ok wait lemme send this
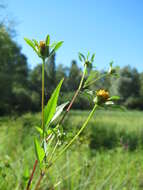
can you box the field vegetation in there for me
[0,110,143,190]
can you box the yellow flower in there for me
[39,41,46,49]
[97,89,109,100]
[39,41,46,57]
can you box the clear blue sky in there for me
[7,0,143,71]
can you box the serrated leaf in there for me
[44,79,64,127]
[46,34,50,46]
[108,96,120,101]
[24,38,40,57]
[34,138,45,164]
[50,102,69,123]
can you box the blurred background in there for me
[1,1,143,190]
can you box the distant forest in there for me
[0,24,143,115]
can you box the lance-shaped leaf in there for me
[54,41,64,52]
[44,79,64,127]
[78,52,86,62]
[108,96,120,101]
[50,41,63,57]
[50,101,69,123]
[91,53,96,63]
[24,38,40,57]
[34,138,45,164]
[35,126,43,136]
[46,34,50,46]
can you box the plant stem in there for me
[34,171,45,190]
[26,160,38,190]
[33,65,87,190]
[83,73,108,88]
[26,59,45,190]
[59,65,87,125]
[42,58,45,138]
[53,103,98,163]
[34,103,98,190]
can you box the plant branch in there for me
[84,73,108,88]
[26,159,38,190]
[42,58,45,138]
[34,103,98,190]
[26,58,45,190]
[53,103,98,164]
[59,65,87,125]
[33,65,87,190]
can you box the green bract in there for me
[24,34,63,60]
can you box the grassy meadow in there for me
[0,110,143,190]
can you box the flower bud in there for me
[39,41,46,57]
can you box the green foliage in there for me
[1,111,143,189]
[24,38,40,57]
[34,138,45,164]
[44,79,64,127]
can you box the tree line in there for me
[0,25,143,115]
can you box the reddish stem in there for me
[34,172,45,190]
[26,159,38,190]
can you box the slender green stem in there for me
[26,59,45,190]
[42,58,45,139]
[34,103,98,190]
[59,64,87,125]
[52,103,98,164]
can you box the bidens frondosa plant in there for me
[24,35,119,190]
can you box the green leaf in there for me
[78,53,83,62]
[50,42,57,48]
[24,38,40,57]
[44,79,64,127]
[34,138,45,164]
[91,53,96,62]
[46,34,50,46]
[87,51,90,60]
[84,70,99,87]
[108,96,120,101]
[105,101,114,105]
[50,41,63,57]
[35,126,43,136]
[78,52,86,61]
[32,39,39,47]
[23,166,29,181]
[54,41,64,52]
[50,102,69,123]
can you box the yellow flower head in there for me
[39,41,46,57]
[39,41,46,49]
[97,89,109,100]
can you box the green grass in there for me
[0,110,143,189]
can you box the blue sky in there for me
[6,0,143,71]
